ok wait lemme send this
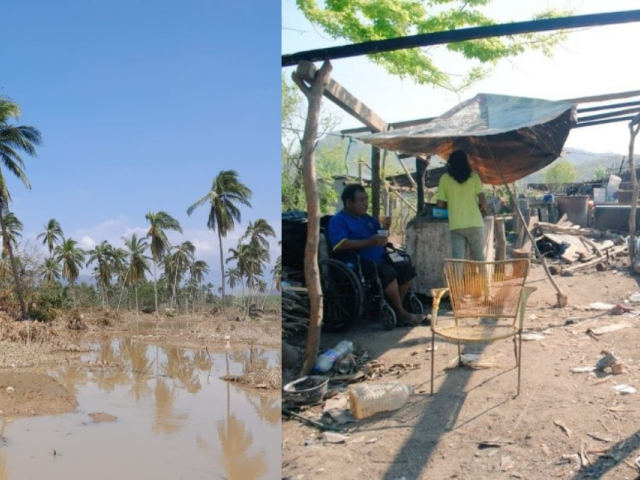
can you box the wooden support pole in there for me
[628,118,640,263]
[416,157,428,214]
[371,146,381,219]
[292,60,332,376]
[494,217,507,260]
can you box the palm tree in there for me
[226,267,241,295]
[189,259,209,311]
[146,211,182,315]
[55,238,85,306]
[36,218,64,258]
[41,257,62,284]
[271,255,282,292]
[0,96,42,319]
[123,233,150,315]
[241,218,275,260]
[0,211,22,259]
[86,240,114,308]
[187,170,252,306]
[227,243,268,309]
[168,241,195,309]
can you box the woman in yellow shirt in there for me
[436,150,489,260]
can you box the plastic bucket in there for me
[555,195,589,227]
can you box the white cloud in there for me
[80,236,96,249]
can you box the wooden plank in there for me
[295,61,389,132]
[324,79,388,132]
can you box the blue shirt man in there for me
[327,184,424,326]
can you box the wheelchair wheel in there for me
[318,259,364,332]
[405,292,424,315]
[380,303,397,331]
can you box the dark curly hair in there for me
[447,150,472,184]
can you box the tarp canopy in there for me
[358,94,576,185]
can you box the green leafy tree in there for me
[146,211,183,314]
[0,96,42,319]
[593,166,607,181]
[187,170,252,304]
[543,159,578,193]
[282,76,343,213]
[295,0,569,91]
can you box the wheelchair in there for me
[318,216,424,333]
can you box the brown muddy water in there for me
[0,337,281,479]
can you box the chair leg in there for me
[457,341,461,366]
[513,335,518,365]
[430,334,435,395]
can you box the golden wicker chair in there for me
[430,259,537,396]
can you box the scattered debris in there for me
[587,324,630,336]
[323,432,350,444]
[521,333,545,341]
[554,420,572,437]
[612,385,637,395]
[587,432,613,443]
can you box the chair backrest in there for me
[443,259,530,320]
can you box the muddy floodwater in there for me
[0,337,281,479]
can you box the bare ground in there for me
[0,307,281,419]
[283,261,640,480]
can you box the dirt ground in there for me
[0,308,281,419]
[283,260,640,480]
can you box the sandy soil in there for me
[0,308,281,420]
[283,260,640,479]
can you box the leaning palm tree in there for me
[54,238,85,306]
[0,211,23,259]
[86,240,114,308]
[187,170,252,306]
[0,96,42,319]
[123,233,150,315]
[146,211,182,316]
[226,267,241,295]
[36,218,64,258]
[241,219,276,260]
[271,255,282,292]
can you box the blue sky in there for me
[1,1,281,289]
[283,0,640,158]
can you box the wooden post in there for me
[494,217,507,260]
[628,119,640,262]
[371,146,381,219]
[291,60,332,376]
[416,157,428,214]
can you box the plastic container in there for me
[312,340,354,373]
[348,383,413,419]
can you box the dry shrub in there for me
[0,319,55,344]
[66,309,87,330]
[221,367,281,390]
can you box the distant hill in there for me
[316,134,630,185]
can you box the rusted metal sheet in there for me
[358,94,576,185]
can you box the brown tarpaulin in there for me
[358,94,576,185]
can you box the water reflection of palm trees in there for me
[231,345,269,374]
[153,377,188,435]
[93,339,129,393]
[120,338,155,402]
[161,346,201,394]
[217,413,266,480]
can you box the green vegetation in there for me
[295,0,569,92]
[542,159,578,193]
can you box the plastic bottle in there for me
[312,340,354,373]
[348,383,413,419]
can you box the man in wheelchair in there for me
[328,184,426,326]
